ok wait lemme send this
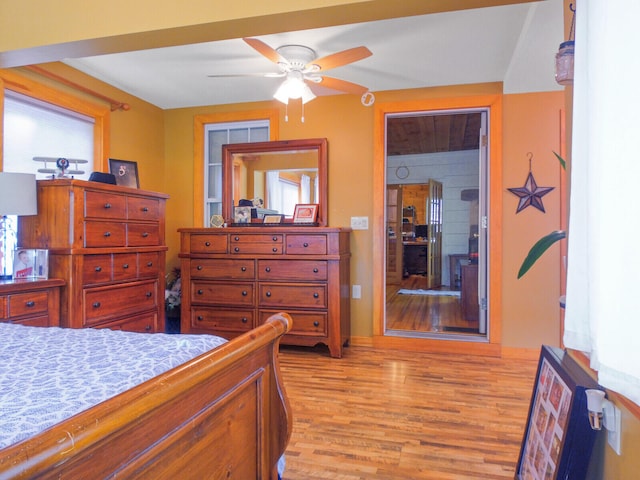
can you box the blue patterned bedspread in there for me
[0,323,227,448]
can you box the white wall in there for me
[387,150,479,287]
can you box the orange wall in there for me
[502,91,565,348]
[163,83,565,347]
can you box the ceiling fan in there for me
[208,38,373,106]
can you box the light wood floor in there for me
[386,275,479,334]
[279,345,537,480]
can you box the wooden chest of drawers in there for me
[0,278,64,327]
[18,179,168,332]
[179,227,351,358]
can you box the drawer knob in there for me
[197,289,204,295]
[272,247,278,253]
[265,291,271,297]
[313,292,319,298]
[242,290,248,296]
[303,242,309,248]
[313,321,320,327]
[93,301,101,308]
[123,263,129,269]
[147,261,153,267]
[313,268,319,273]
[234,236,240,241]
[205,241,211,247]
[104,231,111,237]
[25,300,35,308]
[142,207,149,212]
[241,317,248,323]
[104,203,111,209]
[145,325,151,331]
[197,265,203,270]
[234,247,240,253]
[241,266,247,272]
[95,266,102,272]
[142,232,149,238]
[265,267,271,273]
[197,315,203,321]
[272,236,278,242]
[145,291,152,298]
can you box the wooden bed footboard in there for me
[0,312,293,480]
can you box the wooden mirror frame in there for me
[222,138,328,226]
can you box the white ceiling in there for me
[63,1,564,110]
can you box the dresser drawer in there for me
[128,196,160,221]
[83,254,113,285]
[0,296,6,319]
[84,222,127,247]
[191,281,254,306]
[10,315,50,327]
[190,259,255,279]
[191,308,254,335]
[286,234,327,255]
[85,191,126,219]
[127,223,161,246]
[84,281,157,326]
[258,260,327,281]
[138,252,160,278]
[190,234,228,253]
[260,310,327,336]
[104,312,157,333]
[230,234,283,244]
[259,283,326,309]
[8,291,49,318]
[113,253,138,281]
[230,243,282,254]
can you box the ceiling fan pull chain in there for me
[284,103,289,122]
[301,102,305,123]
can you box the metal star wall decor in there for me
[508,152,555,213]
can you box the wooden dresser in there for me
[18,179,168,332]
[0,278,64,327]
[179,227,351,358]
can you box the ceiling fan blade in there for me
[314,76,369,95]
[207,72,285,78]
[243,37,289,65]
[307,46,372,71]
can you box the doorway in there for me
[384,108,488,340]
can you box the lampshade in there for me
[0,172,38,216]
[273,77,317,105]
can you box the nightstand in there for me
[0,278,65,327]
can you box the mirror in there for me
[223,138,328,226]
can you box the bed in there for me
[0,312,292,479]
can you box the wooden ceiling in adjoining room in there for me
[386,113,482,156]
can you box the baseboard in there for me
[501,346,541,361]
[349,336,374,347]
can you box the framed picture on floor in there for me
[515,345,602,480]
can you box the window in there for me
[3,91,94,179]
[203,120,269,225]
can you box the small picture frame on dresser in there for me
[13,248,48,279]
[108,158,140,188]
[293,204,319,224]
[233,206,252,225]
[263,214,284,225]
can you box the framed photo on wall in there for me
[108,158,140,188]
[293,204,319,224]
[515,345,601,480]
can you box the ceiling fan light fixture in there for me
[273,76,316,104]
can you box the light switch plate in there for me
[352,285,361,299]
[351,216,369,230]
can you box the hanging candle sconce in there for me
[555,3,576,85]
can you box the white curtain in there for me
[266,171,281,212]
[300,174,310,203]
[564,1,640,405]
